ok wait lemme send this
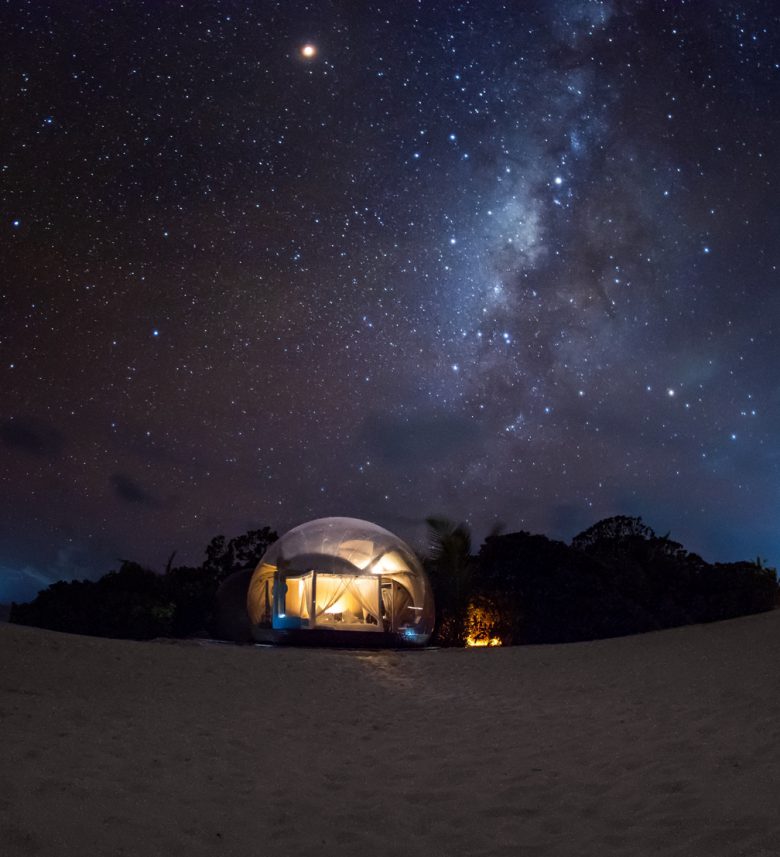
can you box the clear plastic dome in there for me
[247,517,434,645]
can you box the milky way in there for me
[1,1,778,600]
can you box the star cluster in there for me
[1,1,778,600]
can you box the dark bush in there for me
[10,527,277,641]
[10,515,777,645]
[462,516,778,645]
[474,531,659,644]
[10,562,173,640]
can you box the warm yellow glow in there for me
[465,635,502,647]
[338,539,374,569]
[300,43,317,59]
[464,601,502,647]
[285,573,311,620]
[314,574,381,629]
[369,550,409,574]
[247,562,277,625]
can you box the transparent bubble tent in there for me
[246,517,435,646]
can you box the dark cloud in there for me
[110,473,159,507]
[0,419,64,457]
[0,545,96,603]
[362,410,481,466]
[549,503,594,541]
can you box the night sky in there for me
[2,1,778,602]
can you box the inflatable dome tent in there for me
[245,517,435,646]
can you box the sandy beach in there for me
[1,612,779,856]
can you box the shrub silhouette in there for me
[456,516,777,645]
[425,517,474,646]
[11,527,277,640]
[473,531,649,644]
[9,516,777,644]
[11,562,173,640]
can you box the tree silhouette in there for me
[202,527,277,583]
[10,527,278,640]
[571,515,656,549]
[8,516,777,645]
[425,517,474,646]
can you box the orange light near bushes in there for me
[465,634,502,647]
[464,602,502,647]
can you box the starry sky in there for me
[2,1,778,602]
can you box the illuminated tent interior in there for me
[246,517,435,646]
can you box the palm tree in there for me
[426,517,473,645]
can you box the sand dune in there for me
[1,612,779,857]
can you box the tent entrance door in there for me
[381,580,396,632]
[381,579,414,633]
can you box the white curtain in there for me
[314,574,381,630]
[282,574,312,620]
